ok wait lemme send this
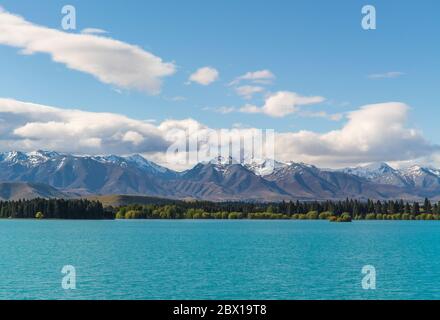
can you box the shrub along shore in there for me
[1,198,440,221]
[115,198,440,222]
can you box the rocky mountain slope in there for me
[0,151,439,201]
[0,181,67,200]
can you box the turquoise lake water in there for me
[1,220,440,300]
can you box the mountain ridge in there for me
[1,150,440,201]
[0,181,67,200]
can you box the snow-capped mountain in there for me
[342,162,396,179]
[0,150,61,168]
[0,150,173,177]
[203,156,240,173]
[399,165,440,189]
[1,151,440,201]
[342,162,440,190]
[92,153,175,176]
[0,151,177,196]
[341,162,409,187]
[244,159,288,176]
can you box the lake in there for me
[1,220,440,300]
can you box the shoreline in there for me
[1,217,439,221]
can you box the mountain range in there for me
[0,182,67,201]
[0,150,439,201]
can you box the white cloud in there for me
[299,110,344,121]
[276,102,439,167]
[203,106,236,114]
[0,7,176,94]
[0,98,437,171]
[0,98,169,154]
[240,91,325,117]
[122,131,144,145]
[188,67,219,85]
[156,102,438,169]
[235,85,264,99]
[81,28,108,35]
[230,69,275,85]
[368,71,405,79]
[239,104,261,114]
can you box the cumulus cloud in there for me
[188,67,219,85]
[240,91,325,117]
[0,7,176,94]
[230,69,275,86]
[239,104,261,114]
[81,28,108,35]
[0,98,437,170]
[235,85,265,99]
[276,102,439,167]
[0,98,169,154]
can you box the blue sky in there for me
[0,0,439,168]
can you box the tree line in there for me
[1,197,440,220]
[115,198,440,220]
[0,198,112,219]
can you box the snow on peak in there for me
[363,162,393,172]
[0,150,60,167]
[245,159,288,176]
[400,165,433,178]
[4,151,26,161]
[200,156,234,172]
[0,151,171,174]
[342,162,440,186]
[208,156,239,165]
[342,162,397,179]
[124,154,169,173]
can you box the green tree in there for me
[35,211,44,219]
[412,202,420,216]
[424,198,432,213]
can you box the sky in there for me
[0,0,439,170]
